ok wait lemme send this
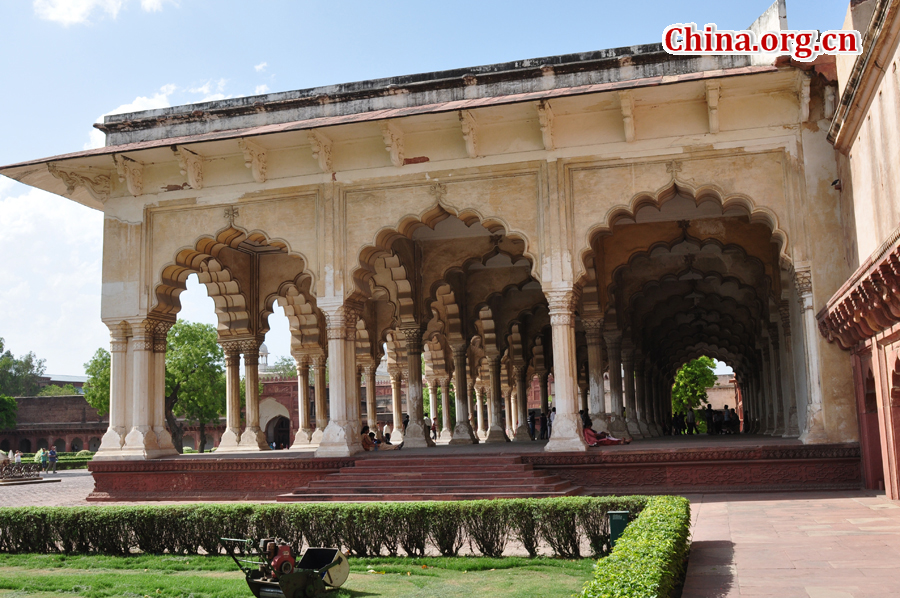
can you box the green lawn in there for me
[0,554,595,598]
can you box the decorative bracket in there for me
[238,138,268,183]
[706,81,720,134]
[174,146,204,189]
[799,77,811,123]
[459,110,479,158]
[824,85,836,120]
[536,100,555,150]
[114,155,144,196]
[381,121,405,167]
[428,182,447,204]
[307,129,333,172]
[47,163,112,203]
[618,91,635,142]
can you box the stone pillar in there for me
[290,355,313,447]
[544,289,588,452]
[216,343,243,451]
[400,327,434,448]
[621,340,641,439]
[537,371,550,415]
[97,325,128,455]
[427,378,439,431]
[579,381,589,414]
[439,377,452,440]
[389,369,404,442]
[795,267,827,442]
[316,305,364,457]
[310,354,327,444]
[475,386,487,438]
[604,329,629,438]
[513,365,531,441]
[240,342,268,450]
[450,345,477,444]
[121,320,158,457]
[777,303,801,437]
[768,327,785,436]
[364,363,378,431]
[633,356,651,437]
[149,320,177,455]
[505,389,514,436]
[583,317,608,432]
[485,356,508,442]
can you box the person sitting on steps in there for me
[583,422,630,446]
[361,425,402,451]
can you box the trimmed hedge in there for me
[0,496,648,558]
[581,496,691,598]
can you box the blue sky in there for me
[0,0,850,375]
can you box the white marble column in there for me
[537,371,550,415]
[97,325,129,455]
[240,342,268,450]
[440,378,453,441]
[427,378,439,432]
[513,365,531,441]
[475,386,486,438]
[505,389,514,436]
[317,305,364,457]
[485,356,508,442]
[310,354,327,444]
[583,317,608,433]
[364,363,378,430]
[216,342,243,451]
[604,329,628,438]
[400,327,433,448]
[777,305,800,437]
[122,320,159,457]
[633,356,651,437]
[450,345,478,444]
[621,340,642,439]
[150,320,177,455]
[768,327,786,436]
[290,355,313,447]
[796,267,828,442]
[544,289,588,452]
[389,369,404,442]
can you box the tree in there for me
[0,395,17,430]
[165,321,226,453]
[270,355,297,378]
[671,356,718,415]
[0,338,47,397]
[38,383,81,396]
[83,348,111,416]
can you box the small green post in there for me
[608,511,629,550]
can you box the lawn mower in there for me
[222,537,349,598]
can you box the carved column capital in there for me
[293,353,311,368]
[324,303,361,341]
[400,326,423,354]
[582,316,604,343]
[794,266,813,301]
[546,289,577,326]
[114,154,144,196]
[311,354,327,369]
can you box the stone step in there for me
[277,487,583,502]
[303,480,573,494]
[306,473,564,487]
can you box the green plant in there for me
[465,501,509,558]
[581,496,691,598]
[75,450,93,457]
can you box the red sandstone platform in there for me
[87,435,862,502]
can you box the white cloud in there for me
[0,182,107,375]
[254,62,268,73]
[189,82,212,95]
[255,85,269,95]
[34,0,172,25]
[85,84,176,149]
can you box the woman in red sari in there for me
[583,423,631,446]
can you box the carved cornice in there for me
[536,100,554,150]
[47,163,112,203]
[238,138,268,183]
[307,130,333,172]
[381,122,405,167]
[459,110,479,158]
[114,155,144,196]
[221,338,262,355]
[175,146,203,189]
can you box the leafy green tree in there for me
[0,338,46,397]
[38,383,81,396]
[671,356,718,415]
[83,348,111,416]
[0,395,17,430]
[165,321,226,453]
[270,355,297,378]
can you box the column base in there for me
[608,416,631,440]
[98,427,125,452]
[484,424,510,443]
[638,420,651,437]
[155,427,177,453]
[440,428,453,442]
[513,424,532,442]
[773,424,785,436]
[402,421,435,448]
[120,426,161,458]
[310,428,326,445]
[799,407,829,444]
[626,418,643,439]
[589,413,609,434]
[315,421,363,457]
[238,426,269,450]
[650,423,663,437]
[544,414,588,452]
[215,427,243,452]
[449,422,479,445]
[289,427,314,449]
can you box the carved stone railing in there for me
[0,463,42,481]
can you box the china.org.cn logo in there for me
[662,23,862,61]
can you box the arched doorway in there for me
[0,439,9,452]
[70,438,83,452]
[54,438,66,452]
[88,437,101,452]
[18,439,31,453]
[267,416,291,449]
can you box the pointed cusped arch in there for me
[575,179,792,290]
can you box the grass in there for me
[0,553,596,598]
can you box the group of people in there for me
[360,423,403,452]
[670,404,741,435]
[1,448,57,473]
[526,408,555,440]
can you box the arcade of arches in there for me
[0,43,856,461]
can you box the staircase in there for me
[277,455,583,502]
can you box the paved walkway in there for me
[683,491,900,598]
